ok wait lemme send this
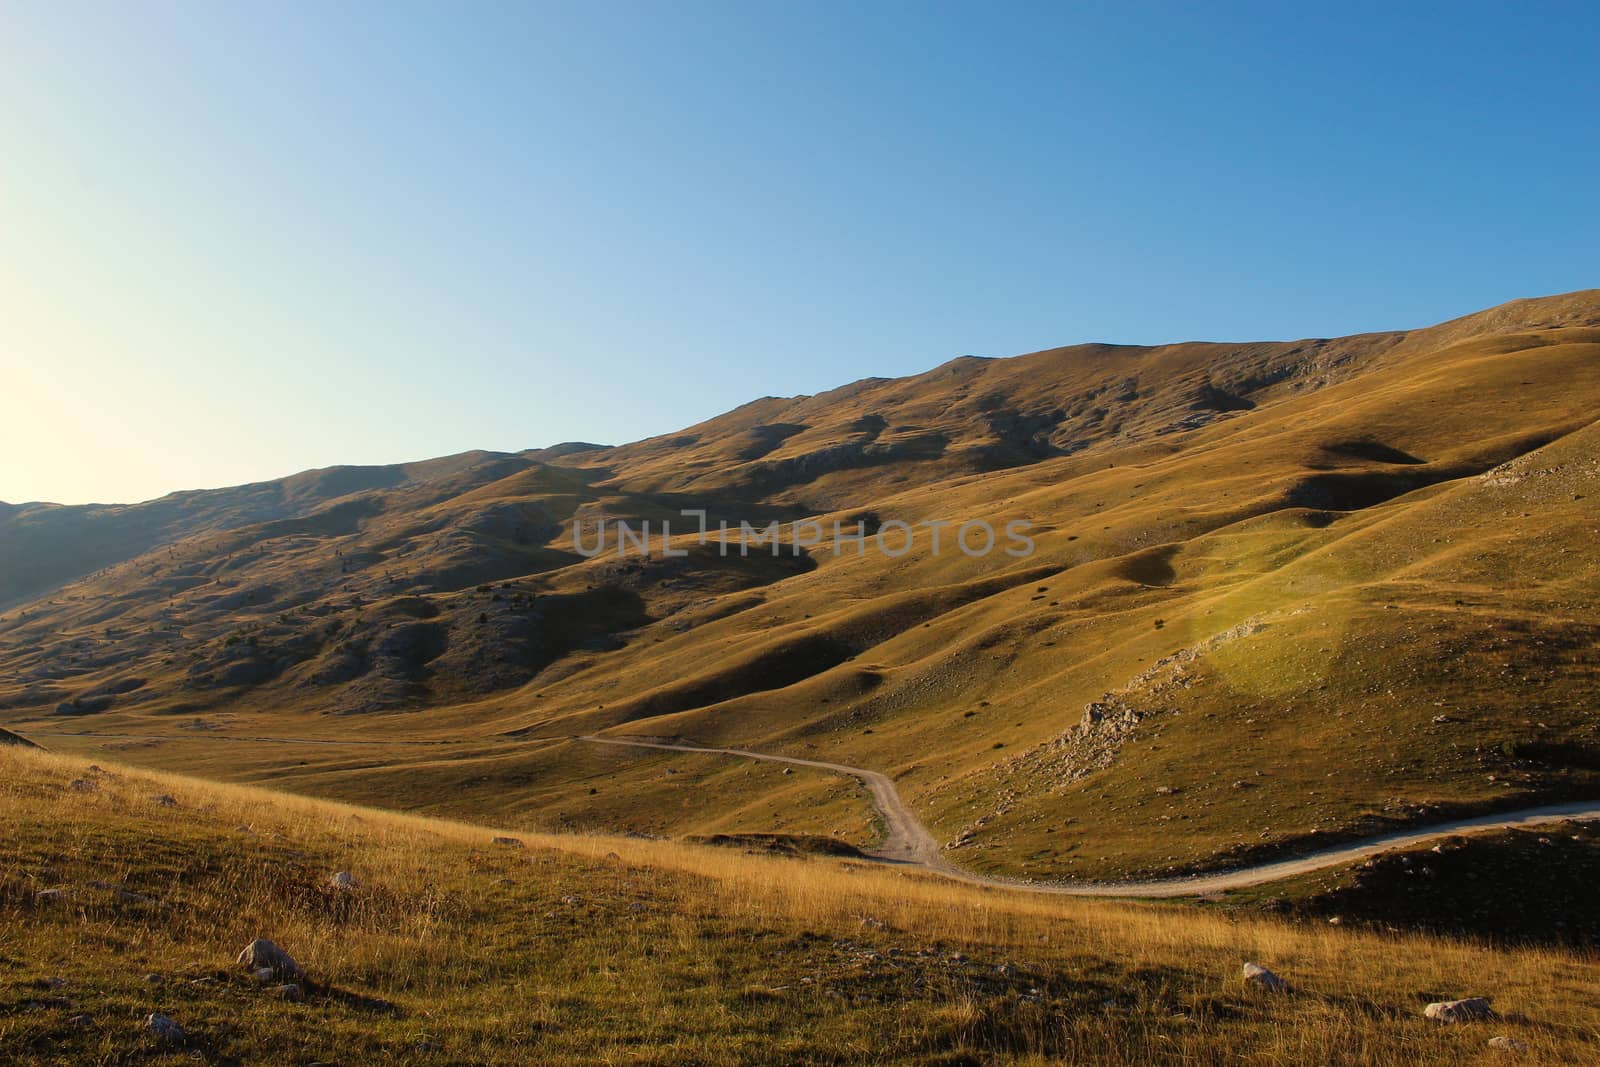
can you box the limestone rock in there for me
[1425,997,1495,1022]
[1242,961,1288,992]
[237,938,302,981]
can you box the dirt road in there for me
[579,734,1600,899]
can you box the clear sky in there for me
[2,2,1596,506]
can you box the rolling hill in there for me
[2,289,1597,888]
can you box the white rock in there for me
[1242,961,1288,992]
[1425,997,1495,1022]
[237,938,303,980]
[1488,1035,1529,1052]
[330,871,356,889]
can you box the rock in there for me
[492,836,524,848]
[1425,997,1496,1022]
[330,871,356,889]
[237,938,302,980]
[69,778,96,792]
[1242,962,1288,992]
[270,983,304,1002]
[145,1013,185,1043]
[143,973,163,984]
[35,887,70,903]
[253,967,276,983]
[152,795,177,807]
[1488,1035,1529,1052]
[117,890,153,903]
[66,1013,93,1029]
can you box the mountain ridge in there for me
[3,288,1597,885]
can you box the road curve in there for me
[578,735,1600,899]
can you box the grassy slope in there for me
[4,747,1598,1066]
[1,293,1597,886]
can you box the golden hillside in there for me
[2,290,1597,886]
[5,745,1596,1065]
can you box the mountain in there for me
[2,289,1597,884]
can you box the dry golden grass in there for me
[3,746,1597,1065]
[2,291,1598,886]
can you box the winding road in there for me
[579,735,1600,899]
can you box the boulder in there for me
[1242,961,1288,992]
[330,871,356,890]
[237,939,302,981]
[1425,997,1496,1022]
[1488,1035,1529,1052]
[270,983,304,1002]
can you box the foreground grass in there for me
[2,747,1596,1065]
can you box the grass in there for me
[2,293,1598,887]
[4,745,1599,1065]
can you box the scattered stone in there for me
[492,836,524,848]
[117,889,154,903]
[1488,1035,1529,1052]
[34,888,70,904]
[69,778,96,792]
[1242,961,1288,992]
[995,962,1018,978]
[143,973,163,984]
[145,1013,185,1044]
[253,967,276,984]
[330,871,356,890]
[1327,915,1343,926]
[271,983,304,1002]
[66,1014,93,1029]
[1425,997,1496,1022]
[237,939,302,980]
[152,795,177,807]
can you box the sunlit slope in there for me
[2,292,1597,881]
[9,746,1598,1065]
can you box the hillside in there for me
[5,745,1596,1065]
[2,289,1597,890]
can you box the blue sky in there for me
[2,1,1596,505]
